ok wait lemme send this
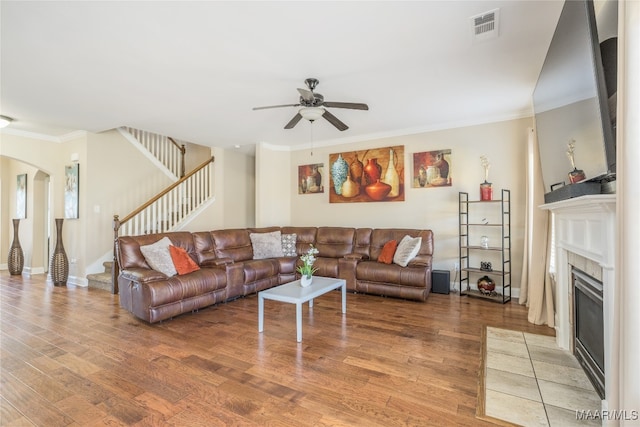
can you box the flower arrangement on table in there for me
[297,244,319,279]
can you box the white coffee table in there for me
[258,276,346,342]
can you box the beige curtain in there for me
[519,128,555,326]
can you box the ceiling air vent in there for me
[471,8,499,42]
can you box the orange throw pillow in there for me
[377,240,398,264]
[169,245,200,275]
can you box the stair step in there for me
[87,272,112,292]
[102,261,113,273]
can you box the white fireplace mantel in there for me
[541,194,616,407]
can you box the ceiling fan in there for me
[252,78,369,131]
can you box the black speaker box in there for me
[431,270,450,294]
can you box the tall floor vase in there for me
[51,218,69,286]
[8,219,24,275]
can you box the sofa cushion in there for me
[281,227,317,254]
[357,261,428,288]
[316,227,355,258]
[169,245,200,275]
[378,240,397,264]
[243,259,280,283]
[140,237,177,277]
[250,231,284,259]
[211,229,253,262]
[281,233,297,257]
[393,235,422,267]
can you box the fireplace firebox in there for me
[572,267,605,399]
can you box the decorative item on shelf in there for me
[330,154,349,195]
[341,175,360,198]
[363,158,382,186]
[382,148,400,197]
[566,139,586,184]
[8,219,24,275]
[479,155,493,200]
[297,244,319,287]
[365,179,392,201]
[480,235,489,249]
[50,218,69,286]
[480,261,493,271]
[477,275,497,296]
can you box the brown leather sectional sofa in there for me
[117,226,434,323]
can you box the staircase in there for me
[87,262,113,291]
[87,128,215,293]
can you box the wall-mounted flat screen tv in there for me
[533,0,616,197]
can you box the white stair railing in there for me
[112,156,214,293]
[124,127,186,178]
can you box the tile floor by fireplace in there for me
[484,327,601,427]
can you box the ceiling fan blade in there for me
[253,103,300,111]
[284,113,303,129]
[322,110,349,131]
[323,101,369,110]
[297,88,315,102]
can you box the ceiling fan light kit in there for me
[253,78,368,131]
[299,107,325,122]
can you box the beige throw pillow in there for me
[250,231,284,259]
[139,236,177,277]
[393,235,422,267]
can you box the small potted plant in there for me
[297,244,319,287]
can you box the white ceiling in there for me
[1,1,564,150]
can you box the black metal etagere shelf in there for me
[458,189,511,303]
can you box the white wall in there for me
[258,117,531,291]
[256,143,291,227]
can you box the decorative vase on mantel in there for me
[50,218,69,286]
[8,219,24,276]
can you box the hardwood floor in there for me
[0,271,554,426]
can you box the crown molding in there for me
[289,110,532,152]
[1,128,87,143]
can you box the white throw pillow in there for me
[250,231,284,259]
[393,235,422,267]
[139,236,177,277]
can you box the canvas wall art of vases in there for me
[329,145,405,203]
[412,149,453,188]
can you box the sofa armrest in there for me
[344,253,368,261]
[212,257,234,266]
[407,255,431,268]
[120,268,167,284]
